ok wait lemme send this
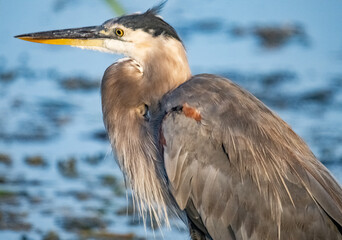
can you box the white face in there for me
[104,25,155,58]
[74,23,159,65]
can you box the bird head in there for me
[15,2,182,65]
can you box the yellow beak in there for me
[15,25,108,47]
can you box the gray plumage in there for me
[159,75,342,239]
[16,3,342,239]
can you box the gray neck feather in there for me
[101,40,190,228]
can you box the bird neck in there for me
[137,38,191,106]
[100,38,190,229]
[101,57,181,228]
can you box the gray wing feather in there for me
[160,74,342,240]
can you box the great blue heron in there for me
[16,3,342,240]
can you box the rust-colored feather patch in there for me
[160,128,167,147]
[182,103,201,122]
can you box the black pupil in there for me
[117,29,122,35]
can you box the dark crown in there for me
[104,1,181,41]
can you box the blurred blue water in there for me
[0,0,342,239]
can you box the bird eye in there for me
[115,28,124,37]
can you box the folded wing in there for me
[159,74,342,240]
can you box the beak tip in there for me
[14,35,34,43]
[14,34,29,40]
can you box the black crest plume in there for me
[145,0,168,15]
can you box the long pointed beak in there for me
[15,26,110,47]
